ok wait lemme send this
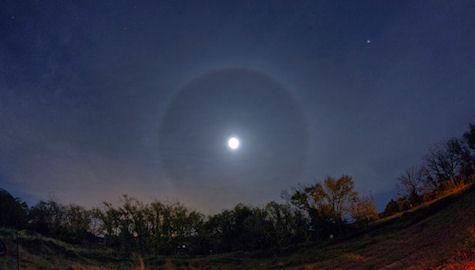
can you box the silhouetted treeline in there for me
[382,123,475,217]
[0,178,375,255]
[1,124,474,255]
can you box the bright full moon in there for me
[227,137,240,150]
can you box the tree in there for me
[290,175,358,237]
[398,166,424,207]
[350,195,378,226]
[63,205,94,244]
[462,123,475,182]
[166,203,204,254]
[424,138,470,188]
[28,200,67,237]
[382,199,399,217]
[0,189,28,229]
[119,195,149,254]
[264,201,310,247]
[463,123,475,150]
[93,202,121,248]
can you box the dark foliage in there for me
[0,188,28,228]
[1,123,473,256]
[383,123,475,217]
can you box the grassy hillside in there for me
[1,186,474,270]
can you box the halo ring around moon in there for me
[158,68,308,187]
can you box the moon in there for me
[157,68,308,186]
[227,137,240,150]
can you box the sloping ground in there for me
[212,186,475,270]
[1,186,474,269]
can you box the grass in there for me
[1,185,474,269]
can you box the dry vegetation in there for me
[1,185,474,269]
[1,125,474,269]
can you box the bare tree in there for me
[398,166,424,206]
[424,138,470,186]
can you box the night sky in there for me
[1,1,474,212]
